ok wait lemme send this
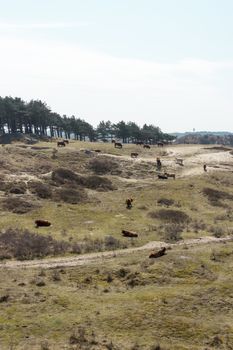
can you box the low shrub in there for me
[88,158,118,175]
[2,197,39,214]
[7,182,27,194]
[157,198,175,207]
[71,235,127,255]
[28,181,52,199]
[149,209,190,224]
[209,225,225,238]
[51,168,84,185]
[84,175,115,191]
[0,228,69,260]
[203,187,233,206]
[34,161,53,174]
[192,220,206,232]
[53,187,88,204]
[163,224,184,242]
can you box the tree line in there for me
[0,96,175,143]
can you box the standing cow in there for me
[115,142,123,149]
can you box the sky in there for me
[0,0,233,132]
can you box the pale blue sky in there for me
[0,0,232,132]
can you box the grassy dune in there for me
[0,140,233,349]
[1,242,233,349]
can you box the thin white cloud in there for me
[0,21,89,29]
[0,37,232,131]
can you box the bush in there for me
[28,181,52,199]
[163,224,184,242]
[84,175,115,191]
[71,236,127,255]
[104,235,124,249]
[2,197,39,214]
[192,220,206,232]
[34,161,53,174]
[203,187,233,206]
[149,209,190,223]
[209,226,225,238]
[0,228,69,260]
[53,187,87,204]
[7,182,27,194]
[88,158,118,174]
[51,168,85,185]
[157,198,175,207]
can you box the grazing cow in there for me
[115,142,123,149]
[176,158,184,166]
[143,144,151,149]
[131,152,139,158]
[35,220,51,228]
[57,141,66,147]
[158,174,168,180]
[126,198,133,209]
[164,172,176,179]
[94,149,101,153]
[63,139,69,144]
[156,157,162,169]
[149,247,166,258]
[157,142,164,147]
[203,164,207,172]
[122,230,138,238]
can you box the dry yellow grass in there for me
[0,140,233,349]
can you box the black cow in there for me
[57,141,66,147]
[115,142,123,149]
[158,174,168,180]
[35,220,51,228]
[131,152,139,158]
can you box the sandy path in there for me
[1,235,232,270]
[103,145,233,179]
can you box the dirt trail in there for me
[1,235,232,270]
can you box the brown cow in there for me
[149,247,166,258]
[126,198,133,209]
[94,149,101,153]
[131,152,139,158]
[122,230,138,238]
[143,144,150,149]
[115,142,123,149]
[35,220,51,228]
[57,141,66,147]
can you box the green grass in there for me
[1,242,233,349]
[0,141,233,348]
